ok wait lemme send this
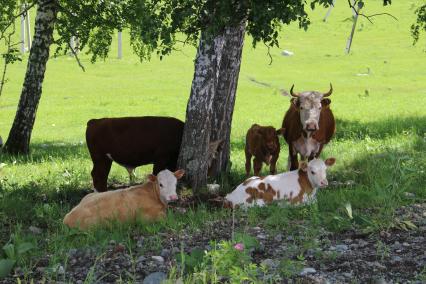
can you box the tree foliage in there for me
[411,4,426,46]
[0,0,25,97]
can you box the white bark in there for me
[5,0,57,154]
[178,21,246,190]
[177,32,225,190]
[209,21,246,178]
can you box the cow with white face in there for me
[63,169,184,230]
[157,169,180,202]
[282,84,336,170]
[225,158,336,208]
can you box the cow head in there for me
[300,157,336,188]
[290,84,333,134]
[259,126,284,164]
[148,169,185,202]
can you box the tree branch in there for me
[67,42,85,72]
[264,43,273,65]
[0,22,18,98]
[0,2,36,36]
[347,0,398,24]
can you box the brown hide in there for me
[86,116,184,192]
[245,124,282,176]
[63,181,166,230]
[282,100,335,170]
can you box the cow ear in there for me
[290,98,299,107]
[276,128,285,136]
[148,174,157,182]
[325,157,336,167]
[299,161,308,172]
[321,98,331,107]
[174,169,185,179]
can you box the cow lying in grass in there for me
[63,169,184,230]
[225,158,335,208]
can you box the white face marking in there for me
[306,159,329,188]
[156,170,179,202]
[297,92,323,132]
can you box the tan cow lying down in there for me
[225,158,335,208]
[63,169,184,230]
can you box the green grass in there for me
[0,0,425,282]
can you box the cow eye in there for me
[311,171,315,175]
[300,106,303,110]
[159,183,163,187]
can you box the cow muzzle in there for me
[320,180,328,188]
[168,195,179,201]
[305,122,318,132]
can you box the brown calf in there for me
[245,124,285,176]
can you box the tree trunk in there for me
[177,32,225,191]
[178,21,246,191]
[209,21,246,178]
[5,0,57,154]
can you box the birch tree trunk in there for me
[209,21,246,178]
[177,32,225,190]
[5,0,58,154]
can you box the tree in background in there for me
[4,0,129,154]
[0,1,26,99]
[4,0,57,154]
[412,4,426,46]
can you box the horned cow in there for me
[225,158,336,208]
[282,84,336,170]
[63,169,184,230]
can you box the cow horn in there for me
[290,84,299,97]
[323,83,333,97]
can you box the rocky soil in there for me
[2,203,425,284]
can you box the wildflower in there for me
[234,243,244,251]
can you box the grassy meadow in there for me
[0,0,425,282]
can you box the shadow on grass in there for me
[314,135,426,230]
[0,142,88,163]
[335,116,425,140]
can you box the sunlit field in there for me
[0,0,425,282]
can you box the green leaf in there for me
[344,203,353,219]
[16,242,35,255]
[0,259,16,279]
[401,220,417,230]
[2,244,15,260]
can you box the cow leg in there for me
[153,161,167,175]
[314,144,324,159]
[253,158,263,176]
[288,145,299,171]
[91,157,112,192]
[270,153,279,175]
[245,146,252,177]
[126,167,136,184]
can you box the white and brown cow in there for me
[63,169,184,230]
[225,158,336,208]
[282,84,336,170]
